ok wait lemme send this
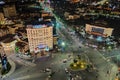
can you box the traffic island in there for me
[70,60,87,71]
[1,62,11,75]
[69,55,88,71]
[2,59,16,78]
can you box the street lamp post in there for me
[61,42,65,47]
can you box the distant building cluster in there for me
[0,0,56,56]
[3,5,17,18]
[0,13,4,20]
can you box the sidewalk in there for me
[2,59,16,78]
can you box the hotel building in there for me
[26,25,53,52]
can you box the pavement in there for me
[8,54,36,67]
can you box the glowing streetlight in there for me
[61,42,65,47]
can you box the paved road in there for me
[4,53,73,80]
[55,11,118,80]
[2,1,119,80]
[8,54,36,67]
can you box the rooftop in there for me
[0,34,16,43]
[90,20,109,28]
[15,41,27,48]
[27,24,48,29]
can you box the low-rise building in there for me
[0,34,17,54]
[41,12,52,18]
[85,24,114,37]
[0,27,9,37]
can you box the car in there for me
[65,68,69,73]
[63,59,67,63]
[45,68,51,72]
[48,71,55,77]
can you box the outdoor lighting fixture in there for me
[61,42,65,46]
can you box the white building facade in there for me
[26,25,53,52]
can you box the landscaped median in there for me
[1,59,16,78]
[69,55,88,71]
[1,62,11,75]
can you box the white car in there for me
[63,59,67,63]
[45,68,51,72]
[65,68,69,73]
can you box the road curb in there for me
[2,59,16,78]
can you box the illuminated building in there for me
[0,13,4,20]
[0,25,18,37]
[3,5,17,18]
[41,12,52,18]
[53,35,58,45]
[85,24,114,37]
[0,27,9,37]
[0,34,17,54]
[70,0,80,3]
[26,25,53,52]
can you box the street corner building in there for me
[26,24,53,56]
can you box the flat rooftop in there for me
[27,24,48,29]
[0,34,16,43]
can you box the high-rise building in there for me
[3,5,17,18]
[26,24,53,52]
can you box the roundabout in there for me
[69,55,88,71]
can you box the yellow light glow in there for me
[73,64,77,67]
[77,62,79,65]
[81,65,84,68]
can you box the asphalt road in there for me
[2,1,119,80]
[55,13,118,80]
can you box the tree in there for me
[15,46,19,53]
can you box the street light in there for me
[61,42,65,47]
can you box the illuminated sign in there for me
[91,27,104,34]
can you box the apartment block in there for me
[26,25,53,52]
